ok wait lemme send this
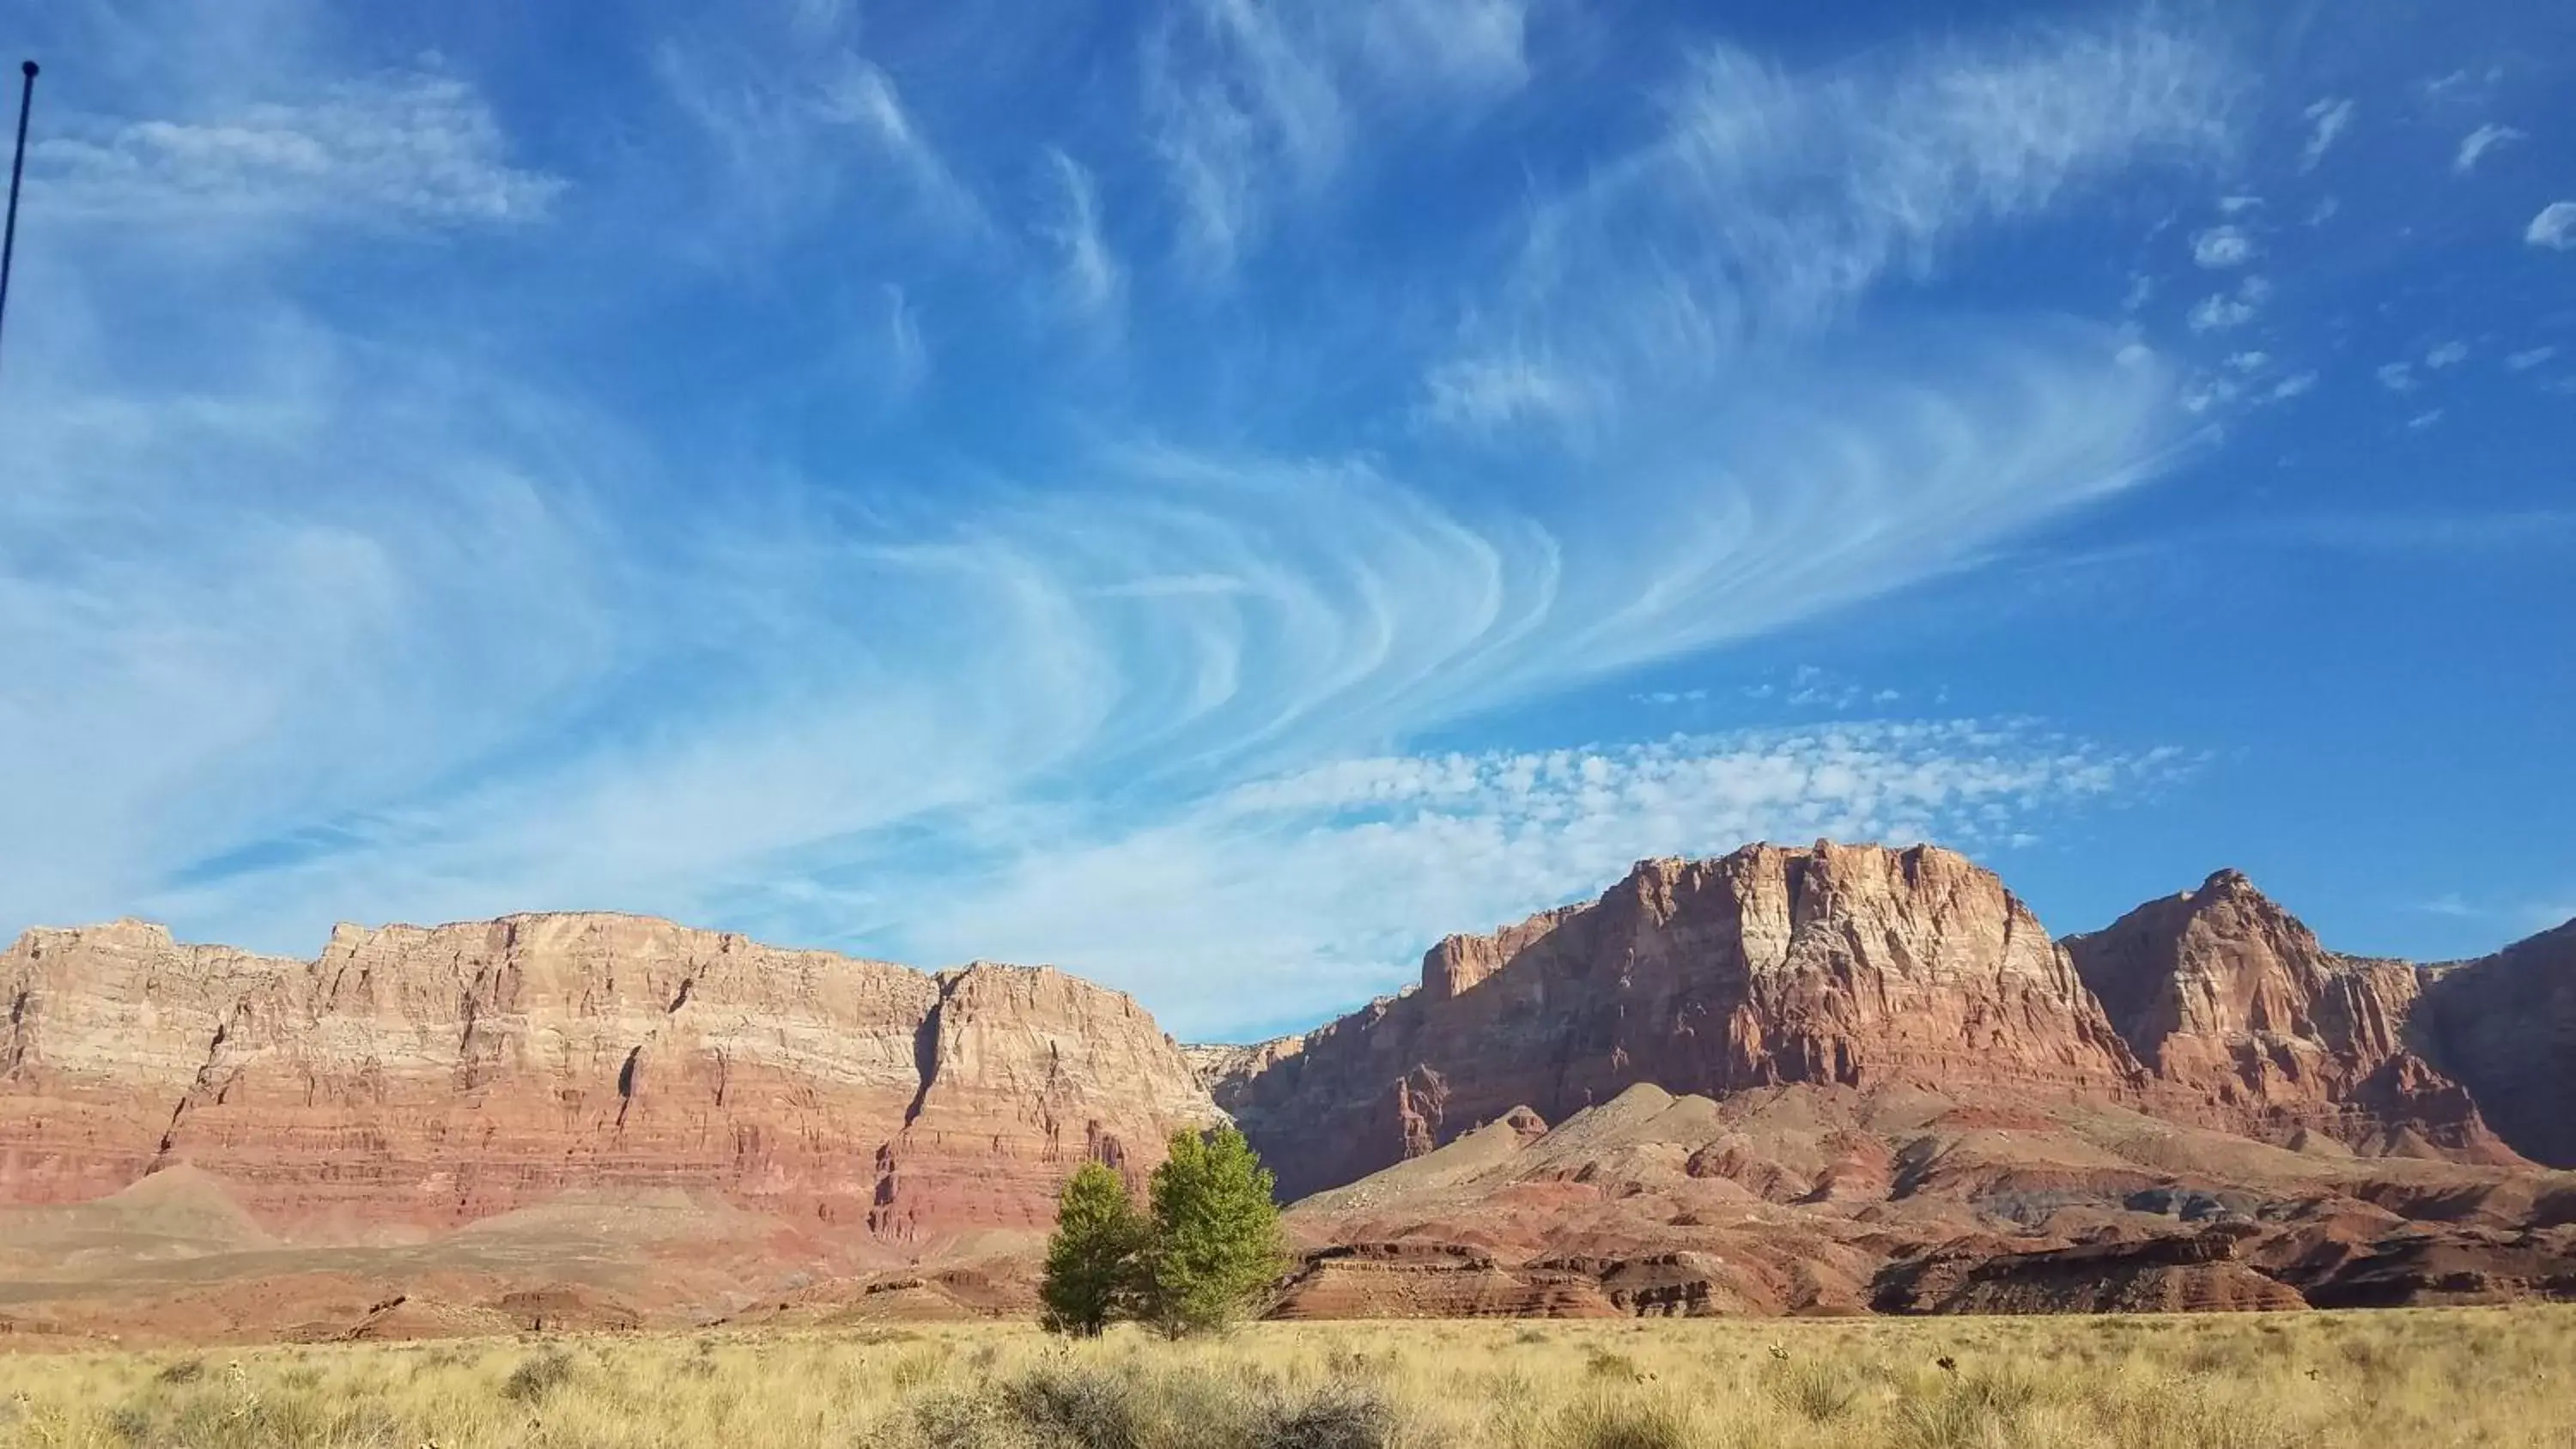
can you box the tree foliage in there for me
[1038,1161,1147,1337]
[1037,1127,1286,1338]
[1141,1125,1287,1337]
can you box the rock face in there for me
[1871,1230,2310,1315]
[1213,844,2557,1202]
[2411,921,2576,1170]
[1221,843,2147,1200]
[1281,1078,2576,1319]
[0,913,1217,1240]
[2063,870,2512,1162]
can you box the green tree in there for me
[1142,1125,1287,1337]
[1039,1160,1147,1337]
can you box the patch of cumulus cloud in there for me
[2529,203,2576,251]
[4,0,2260,1034]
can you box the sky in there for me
[0,0,2569,1041]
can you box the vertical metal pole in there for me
[0,61,39,380]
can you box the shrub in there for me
[501,1347,576,1404]
[1583,1347,1644,1381]
[1553,1394,1695,1449]
[1768,1359,1861,1422]
[1258,1382,1393,1449]
[1001,1365,1141,1448]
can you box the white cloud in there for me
[1146,0,1349,274]
[2377,362,2416,391]
[884,285,928,397]
[1355,0,1535,96]
[2454,124,2525,174]
[2300,97,2354,171]
[2188,294,2256,332]
[2407,409,2444,430]
[653,32,985,240]
[2425,341,2469,369]
[817,56,984,231]
[2192,225,2256,268]
[1144,0,1540,275]
[1419,355,1592,432]
[32,70,562,228]
[1431,14,2239,426]
[2182,275,2269,336]
[2527,203,2576,251]
[2217,194,2263,215]
[2415,892,2576,934]
[2227,351,2269,372]
[2269,371,2318,401]
[1038,148,1125,322]
[2506,346,2558,372]
[2179,375,2239,415]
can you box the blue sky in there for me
[1,0,2569,1040]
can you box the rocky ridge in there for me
[1207,843,2556,1202]
[0,912,1218,1240]
[4,841,2572,1339]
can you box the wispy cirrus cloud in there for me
[32,70,563,228]
[1143,0,1541,275]
[1037,148,1125,324]
[1425,15,2241,433]
[5,0,2289,1037]
[2453,123,2524,173]
[650,9,987,245]
[2299,97,2353,170]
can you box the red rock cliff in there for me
[1218,842,2147,1200]
[2412,919,2576,1169]
[0,913,1218,1239]
[2061,870,2515,1161]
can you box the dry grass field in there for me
[1,1308,2571,1449]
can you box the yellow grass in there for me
[2,1307,2572,1448]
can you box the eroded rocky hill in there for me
[1206,844,2562,1202]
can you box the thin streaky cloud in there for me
[32,70,563,228]
[2299,96,2352,170]
[2453,123,2524,173]
[1038,148,1126,322]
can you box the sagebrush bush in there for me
[1552,1393,1696,1449]
[501,1345,577,1404]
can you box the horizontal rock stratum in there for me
[3,840,2572,1337]
[0,912,1218,1240]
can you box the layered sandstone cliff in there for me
[2062,870,2513,1161]
[1218,842,2149,1200]
[1211,843,2560,1201]
[2413,921,2576,1170]
[0,913,1217,1240]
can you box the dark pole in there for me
[0,60,38,379]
